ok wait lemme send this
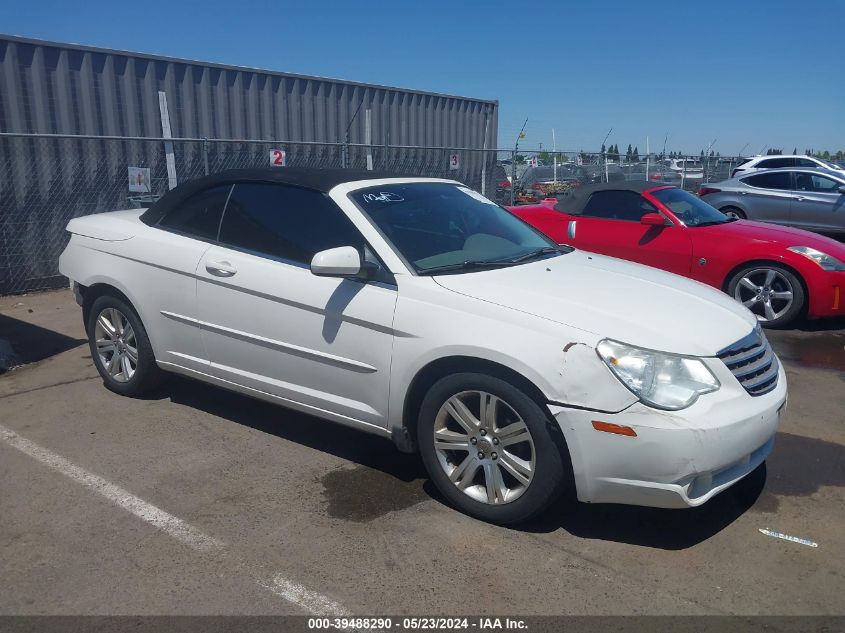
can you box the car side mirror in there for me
[310,246,363,278]
[640,212,667,226]
[839,185,845,194]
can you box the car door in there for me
[195,182,398,428]
[738,172,794,224]
[144,184,233,373]
[567,189,693,276]
[790,171,845,232]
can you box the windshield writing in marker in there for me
[362,192,404,203]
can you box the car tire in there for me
[86,294,164,396]
[721,206,746,220]
[727,264,805,329]
[417,372,570,525]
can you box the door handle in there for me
[793,196,805,201]
[205,260,237,277]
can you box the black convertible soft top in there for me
[553,180,673,213]
[139,167,403,225]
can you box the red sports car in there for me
[509,182,845,327]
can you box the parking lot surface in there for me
[1,289,844,615]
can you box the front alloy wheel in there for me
[418,373,570,524]
[433,391,535,505]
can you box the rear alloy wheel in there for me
[418,373,569,524]
[722,206,746,220]
[728,265,805,328]
[87,295,164,396]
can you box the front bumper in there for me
[807,270,845,319]
[551,360,787,509]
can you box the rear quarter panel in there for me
[59,224,211,369]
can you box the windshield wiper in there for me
[418,259,520,276]
[509,246,563,263]
[694,218,736,227]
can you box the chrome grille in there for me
[717,328,779,396]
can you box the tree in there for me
[601,143,606,156]
[632,146,639,162]
[626,144,633,161]
[793,147,798,155]
[537,151,552,164]
[514,154,526,164]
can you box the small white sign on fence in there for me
[128,166,151,193]
[448,153,460,171]
[270,149,286,167]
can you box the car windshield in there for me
[651,187,733,226]
[351,182,565,274]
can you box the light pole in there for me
[511,118,528,205]
[601,127,613,182]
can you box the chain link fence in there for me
[0,133,512,294]
[0,132,750,294]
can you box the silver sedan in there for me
[699,167,845,234]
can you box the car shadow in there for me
[144,375,428,481]
[0,313,86,373]
[141,375,781,546]
[515,463,768,550]
[790,315,845,332]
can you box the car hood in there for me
[433,250,756,357]
[694,220,845,258]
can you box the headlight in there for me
[787,246,845,271]
[596,339,720,410]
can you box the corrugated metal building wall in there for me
[0,35,498,146]
[0,35,499,294]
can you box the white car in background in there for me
[58,168,786,524]
[668,158,704,180]
[731,155,845,179]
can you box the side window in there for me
[218,183,365,264]
[742,172,792,190]
[757,158,794,169]
[796,158,818,168]
[581,191,658,221]
[795,173,841,193]
[158,185,232,240]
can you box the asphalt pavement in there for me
[1,289,843,616]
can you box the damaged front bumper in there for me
[551,361,787,509]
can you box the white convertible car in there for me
[59,168,786,524]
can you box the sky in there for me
[3,0,843,156]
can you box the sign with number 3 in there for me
[270,149,286,167]
[449,153,460,171]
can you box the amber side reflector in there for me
[592,420,637,437]
[833,286,841,311]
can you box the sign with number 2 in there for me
[270,149,286,167]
